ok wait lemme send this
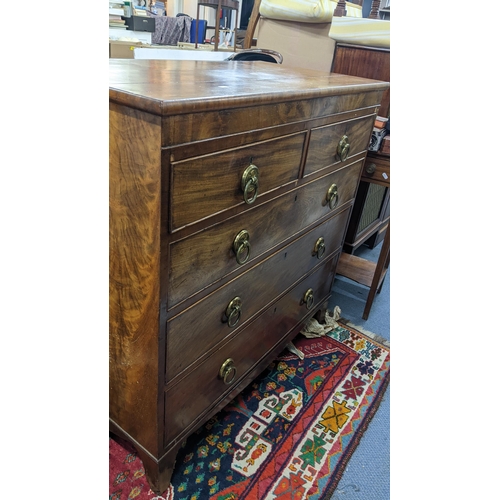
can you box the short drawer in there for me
[168,160,363,310]
[304,115,374,176]
[362,155,390,185]
[163,255,336,447]
[166,213,348,380]
[169,132,306,231]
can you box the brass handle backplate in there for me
[337,135,350,161]
[219,358,237,385]
[225,297,242,328]
[327,183,339,210]
[314,237,326,259]
[233,230,251,265]
[303,288,314,310]
[241,164,259,204]
[365,163,376,174]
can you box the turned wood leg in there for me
[138,442,184,495]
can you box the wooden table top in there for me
[109,59,390,115]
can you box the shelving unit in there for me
[195,0,239,51]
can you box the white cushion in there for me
[328,17,390,48]
[259,0,362,23]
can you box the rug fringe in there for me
[339,317,390,348]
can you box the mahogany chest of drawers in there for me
[109,59,388,493]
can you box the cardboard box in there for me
[256,17,336,73]
[109,40,150,59]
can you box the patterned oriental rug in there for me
[109,321,390,500]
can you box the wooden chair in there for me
[226,48,283,63]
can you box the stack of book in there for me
[374,116,388,129]
[132,5,149,16]
[109,1,126,29]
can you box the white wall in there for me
[166,0,197,17]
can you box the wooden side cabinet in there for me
[336,151,390,320]
[343,151,390,254]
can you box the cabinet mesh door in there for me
[356,183,387,236]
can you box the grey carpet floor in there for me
[326,242,390,499]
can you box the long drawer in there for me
[167,159,364,310]
[161,91,385,146]
[166,211,349,381]
[169,131,306,231]
[163,255,337,447]
[304,115,374,176]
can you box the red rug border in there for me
[320,339,390,499]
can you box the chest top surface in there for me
[109,59,389,115]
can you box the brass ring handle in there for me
[241,164,259,204]
[314,237,326,259]
[303,288,314,310]
[365,163,376,174]
[327,184,339,210]
[337,135,350,162]
[225,297,242,328]
[233,230,251,265]
[219,358,237,385]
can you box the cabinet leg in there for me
[138,443,183,495]
[362,222,390,320]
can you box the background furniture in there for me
[343,150,390,254]
[331,42,390,118]
[195,0,239,50]
[244,0,374,50]
[225,47,283,62]
[109,59,388,493]
[336,150,390,319]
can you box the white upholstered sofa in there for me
[247,0,390,72]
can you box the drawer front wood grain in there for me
[163,256,336,447]
[166,212,349,381]
[168,160,363,309]
[170,132,306,231]
[304,115,375,176]
[162,91,385,146]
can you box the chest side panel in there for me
[109,103,163,455]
